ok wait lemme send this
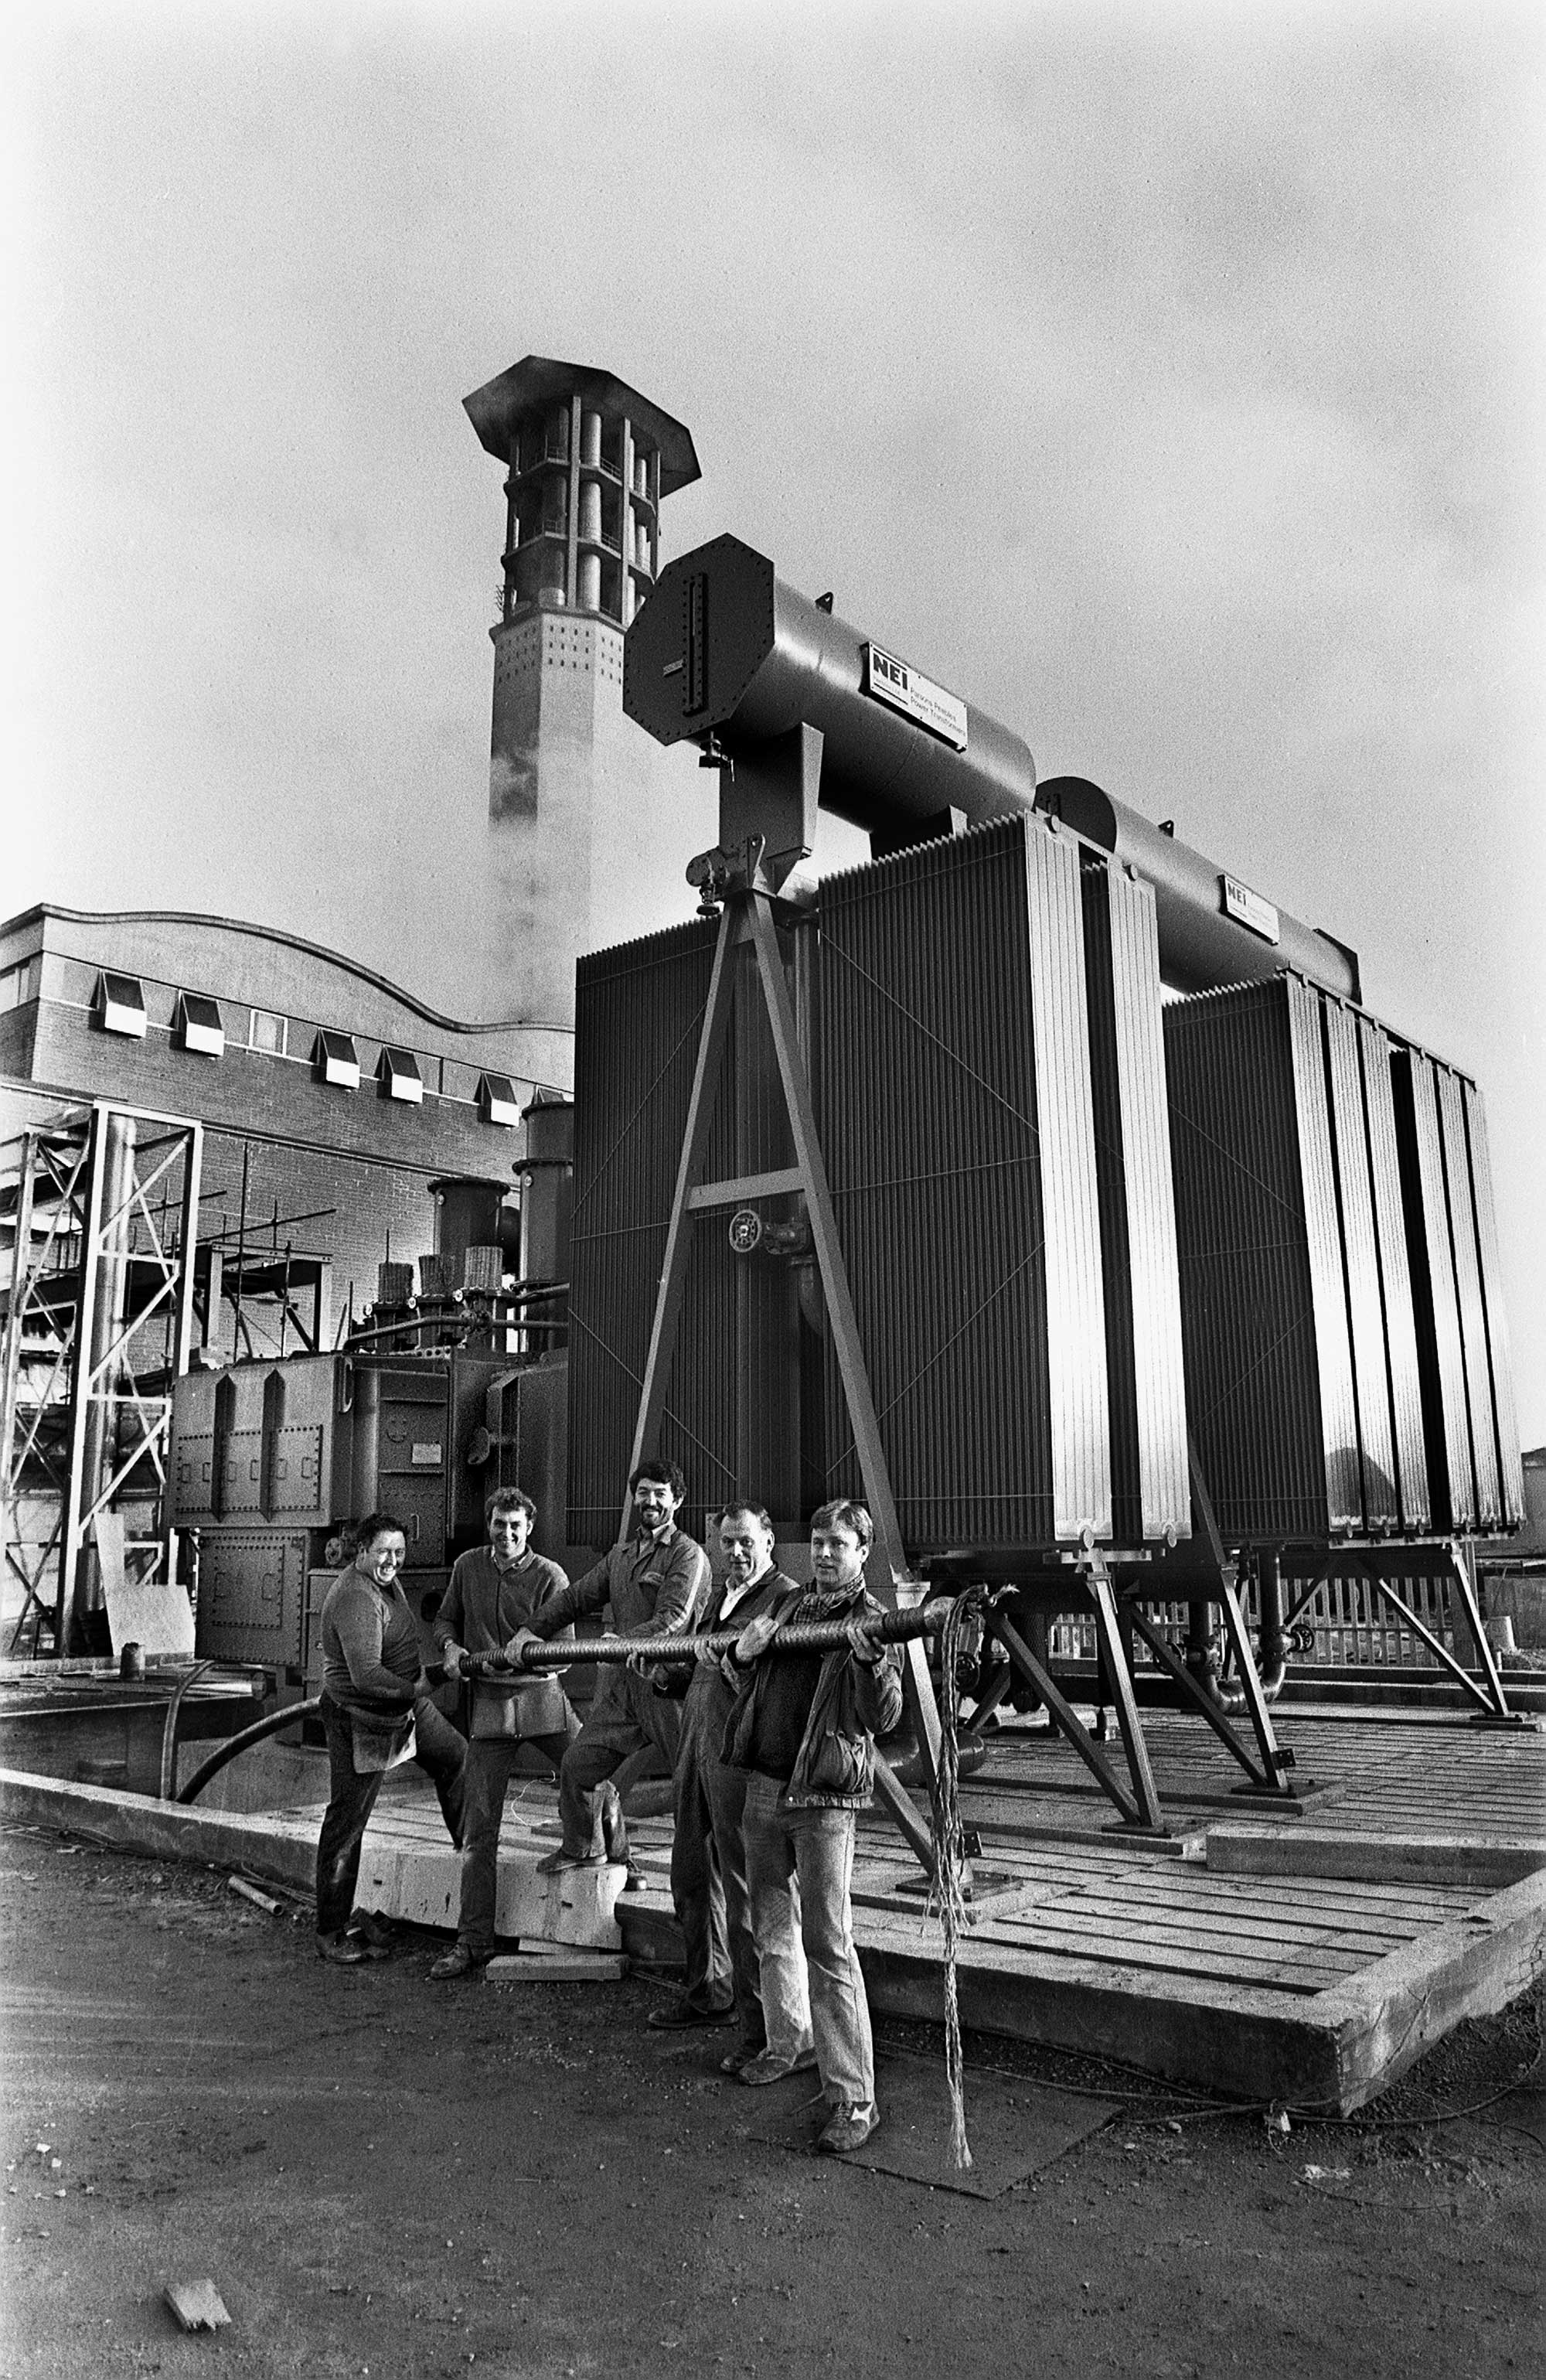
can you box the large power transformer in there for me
[569,529,1526,1825]
[567,813,1194,1557]
[564,817,1521,1566]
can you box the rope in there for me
[925,1594,977,2171]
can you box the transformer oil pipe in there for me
[175,1695,322,1805]
[1211,1553,1289,1710]
[158,1659,215,1799]
[625,535,1360,1003]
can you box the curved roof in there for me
[463,356,700,495]
[2,903,571,1038]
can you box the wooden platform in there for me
[954,1704,1546,1848]
[4,1702,1541,2114]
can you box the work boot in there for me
[535,1846,605,1877]
[316,1931,369,1966]
[345,1915,393,1961]
[737,2047,819,2087]
[429,1943,490,1981]
[719,2041,765,2077]
[646,1996,734,2031]
[818,2102,880,2155]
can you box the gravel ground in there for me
[1,1821,1541,2379]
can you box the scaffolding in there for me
[0,1100,203,1655]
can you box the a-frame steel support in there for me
[1279,1541,1514,1722]
[624,888,942,1877]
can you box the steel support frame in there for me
[1279,1540,1513,1720]
[948,1436,1296,1835]
[3,1102,203,1652]
[625,888,942,1877]
[2,1124,93,1652]
[966,1553,1294,1835]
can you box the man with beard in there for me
[723,1499,901,2153]
[646,1503,793,2068]
[516,1461,710,1872]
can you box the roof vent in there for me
[97,971,147,1039]
[176,993,225,1058]
[478,1072,521,1127]
[378,1046,424,1105]
[314,1030,360,1090]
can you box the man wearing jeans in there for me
[428,1487,579,1980]
[721,1499,902,2155]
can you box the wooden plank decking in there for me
[258,1703,1544,2113]
[5,1704,1541,2115]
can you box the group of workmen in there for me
[313,1463,903,2156]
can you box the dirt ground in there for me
[1,1820,1541,2380]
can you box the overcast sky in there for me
[5,0,1543,1437]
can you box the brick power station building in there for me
[0,354,705,1648]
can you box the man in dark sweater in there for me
[315,1512,466,1965]
[647,1504,794,2062]
[428,1488,579,1980]
[723,1499,902,2154]
[516,1460,710,1870]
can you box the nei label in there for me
[862,643,969,751]
[1220,874,1281,945]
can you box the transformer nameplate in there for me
[862,643,968,751]
[1220,873,1281,944]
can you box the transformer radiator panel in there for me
[1166,979,1520,1543]
[816,816,1189,1550]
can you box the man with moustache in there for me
[645,1503,794,2070]
[516,1460,710,1871]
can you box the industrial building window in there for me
[97,971,147,1038]
[175,992,225,1058]
[248,1008,288,1057]
[377,1046,424,1104]
[313,1029,360,1090]
[478,1072,522,1127]
[0,958,36,1010]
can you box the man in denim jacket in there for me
[721,1499,902,2155]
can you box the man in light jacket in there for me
[723,1499,901,2154]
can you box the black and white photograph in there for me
[2,5,1542,2374]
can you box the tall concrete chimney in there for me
[463,358,703,1030]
